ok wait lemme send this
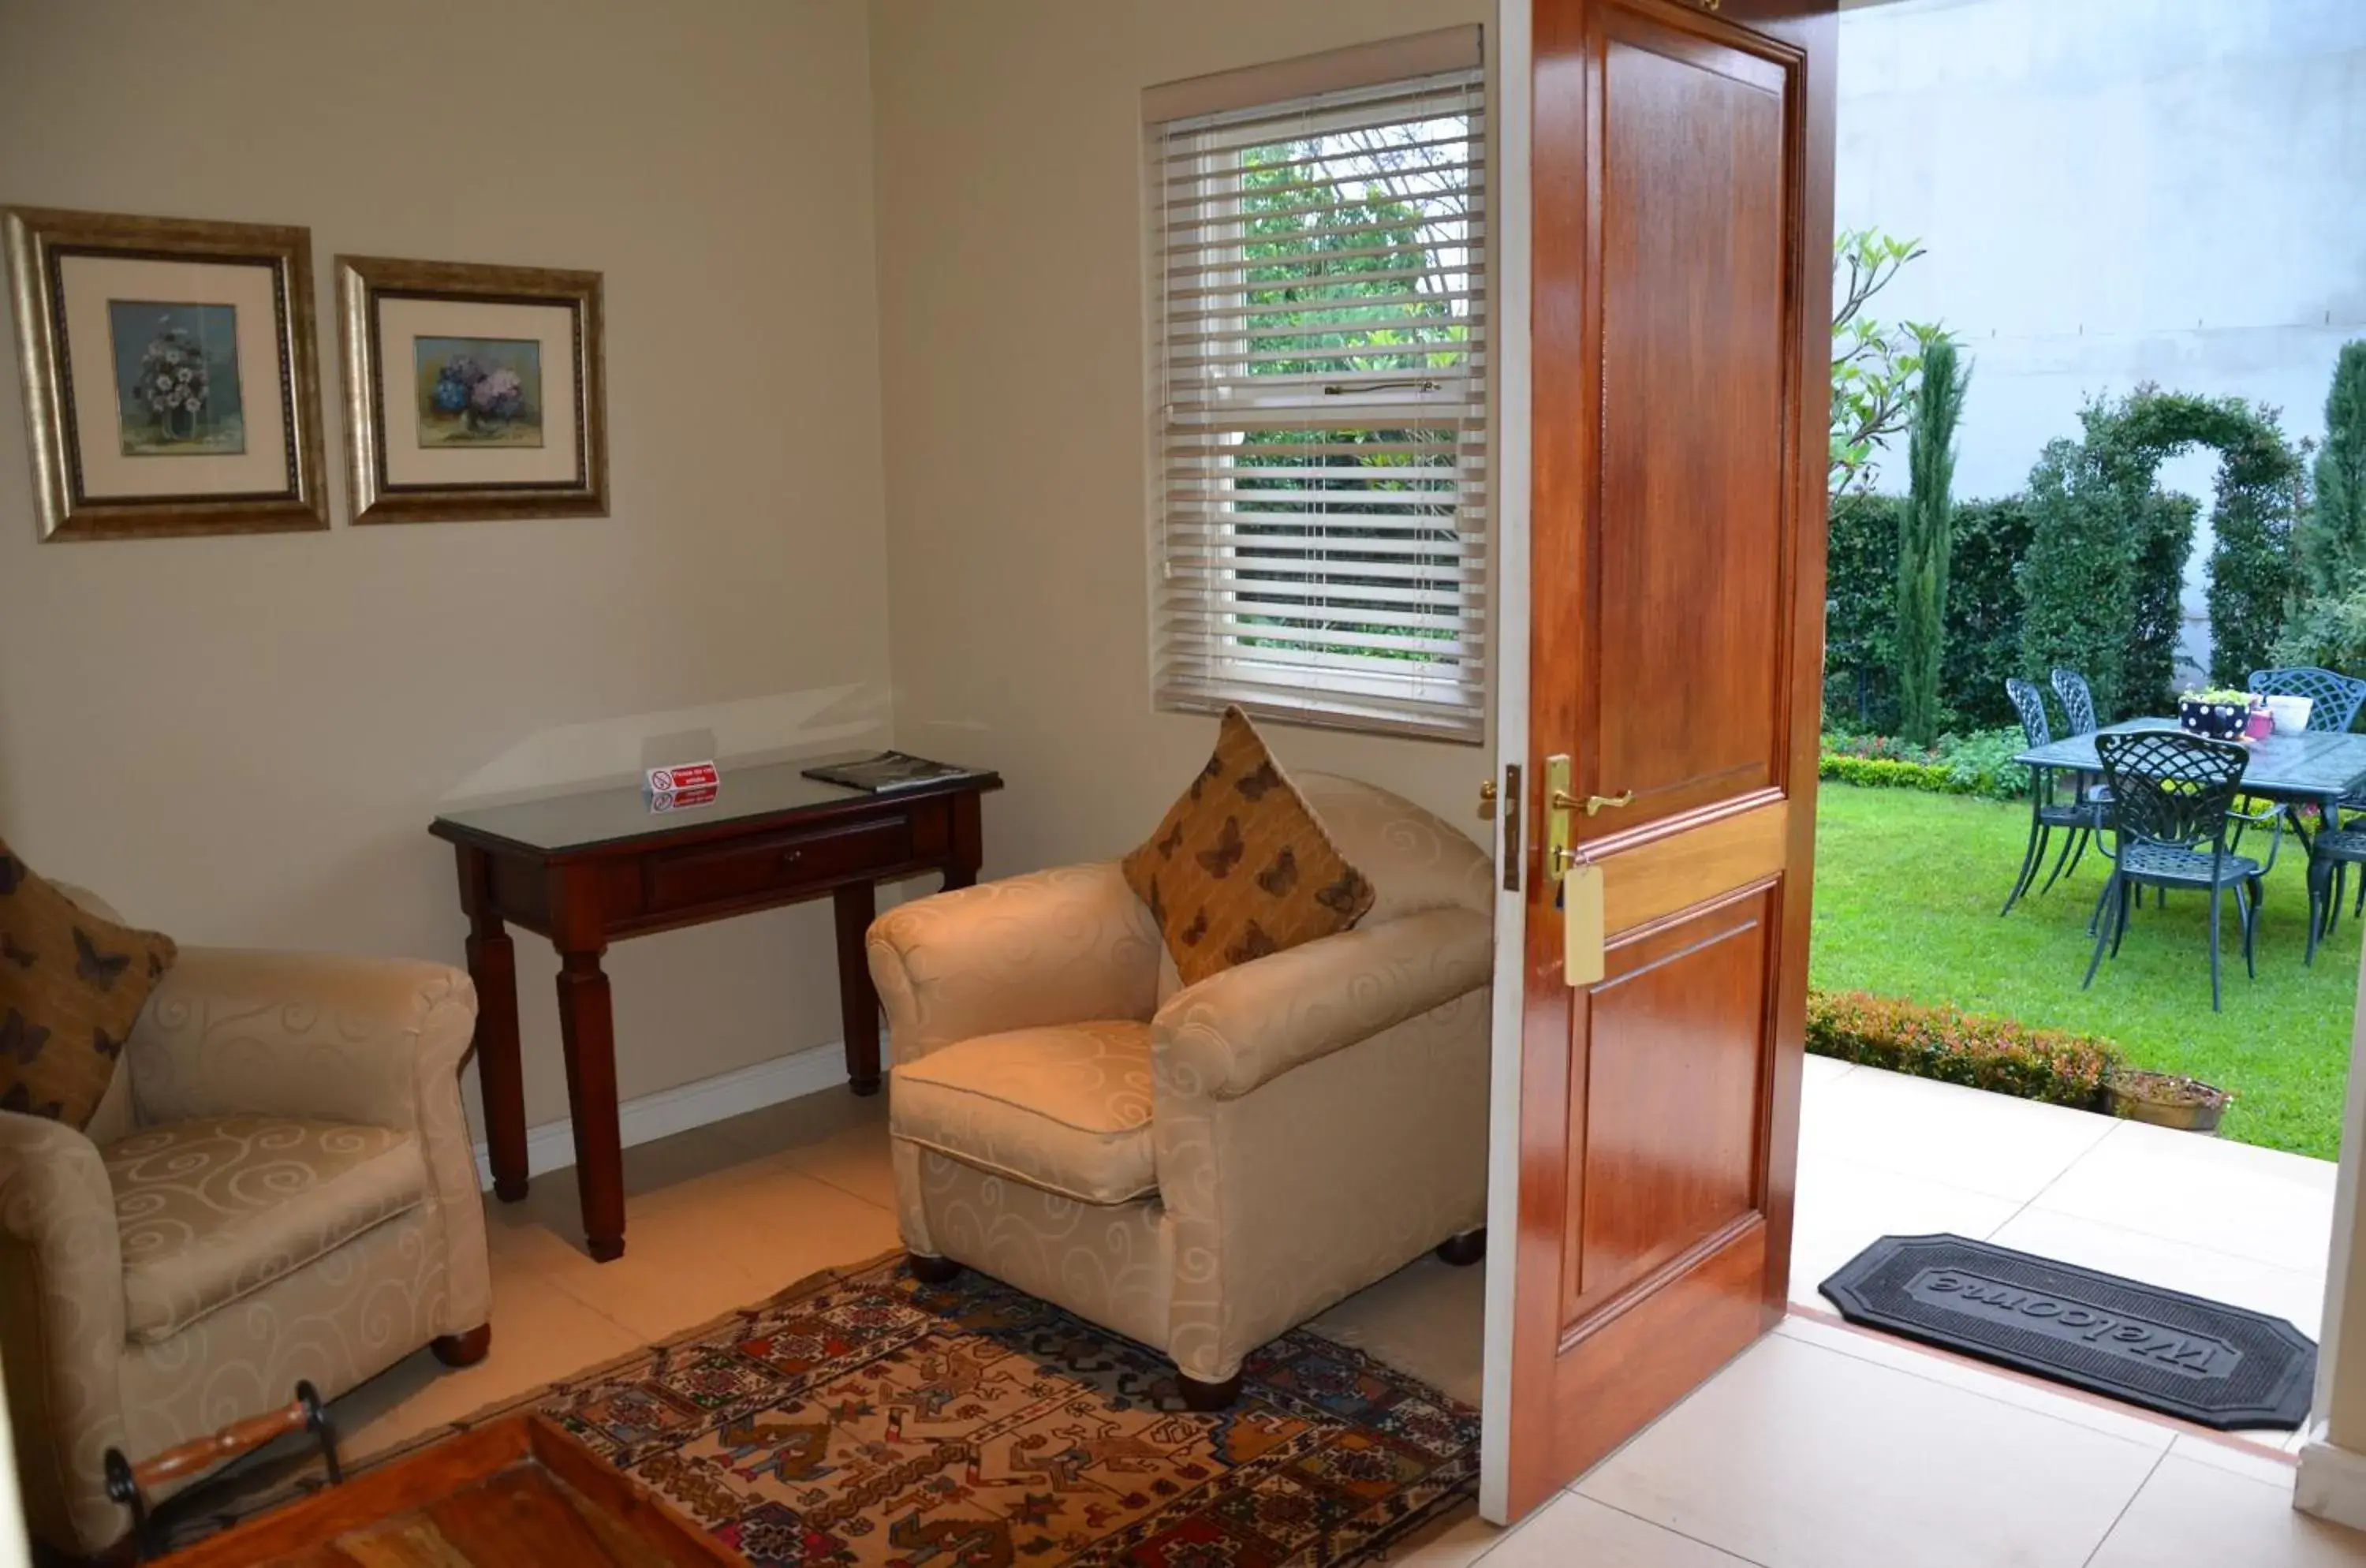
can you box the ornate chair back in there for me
[2095,730,2248,852]
[2006,678,2052,748]
[2247,666,2366,733]
[2051,668,2099,736]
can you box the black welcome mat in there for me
[1819,1234,2316,1430]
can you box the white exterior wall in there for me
[1838,0,2366,668]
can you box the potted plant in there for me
[2178,687,2252,741]
[2103,1067,2231,1133]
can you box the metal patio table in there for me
[2014,718,2366,834]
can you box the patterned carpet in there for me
[167,1253,1479,1566]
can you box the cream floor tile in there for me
[1804,1064,2118,1203]
[2088,1454,2366,1568]
[673,1158,903,1298]
[724,1088,897,1209]
[1311,1254,1485,1408]
[1788,1149,2018,1309]
[498,1163,898,1342]
[1987,1205,2328,1338]
[2027,1120,2338,1274]
[1380,1500,1501,1566]
[330,1256,643,1458]
[1772,1312,2179,1452]
[1481,1494,1755,1567]
[1577,1331,2163,1568]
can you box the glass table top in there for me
[430,756,981,855]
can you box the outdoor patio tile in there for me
[1480,1493,1755,1567]
[1803,1063,2118,1203]
[2026,1120,2338,1274]
[1787,1148,2018,1311]
[1575,1331,2163,1568]
[1773,1311,2178,1452]
[1986,1205,2327,1338]
[2088,1453,2366,1568]
[2169,1431,2305,1488]
[1801,1052,1856,1088]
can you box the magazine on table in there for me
[801,751,987,794]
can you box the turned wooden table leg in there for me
[835,880,882,1096]
[554,943,625,1261]
[457,848,529,1203]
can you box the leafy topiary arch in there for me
[2019,387,2304,718]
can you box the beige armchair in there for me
[0,889,491,1558]
[868,772,1491,1406]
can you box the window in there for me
[1147,35,1490,743]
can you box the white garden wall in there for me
[1838,0,2366,674]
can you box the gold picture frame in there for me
[338,256,607,525]
[3,206,329,540]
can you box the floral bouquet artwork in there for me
[413,335,543,447]
[107,302,246,457]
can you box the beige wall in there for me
[0,0,1495,1143]
[868,0,1495,879]
[0,0,896,1132]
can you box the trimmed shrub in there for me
[1820,754,1957,793]
[1804,989,2118,1109]
[1819,728,2028,801]
[1938,498,2033,730]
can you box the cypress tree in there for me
[1897,336,1968,745]
[2304,341,2366,595]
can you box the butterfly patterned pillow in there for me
[0,838,176,1130]
[1121,707,1375,988]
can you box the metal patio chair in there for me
[2248,666,2366,733]
[2051,667,2102,737]
[2002,678,2110,914]
[2086,729,2260,1012]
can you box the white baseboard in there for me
[2297,1425,2366,1529]
[472,1040,852,1191]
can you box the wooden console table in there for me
[430,761,1000,1261]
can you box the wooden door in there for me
[1505,0,1834,1518]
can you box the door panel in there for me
[1567,888,1774,1317]
[1592,24,1791,834]
[1508,0,1833,1521]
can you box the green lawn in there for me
[1810,783,2357,1160]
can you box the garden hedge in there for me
[1826,495,2031,733]
[1804,989,2118,1109]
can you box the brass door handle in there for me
[1477,779,1498,820]
[1585,790,1635,816]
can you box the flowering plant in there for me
[134,324,211,427]
[430,356,481,416]
[470,367,524,421]
[430,355,528,431]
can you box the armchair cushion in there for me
[890,1021,1156,1205]
[1121,707,1374,987]
[0,841,176,1131]
[102,1117,425,1342]
[1155,905,1492,1101]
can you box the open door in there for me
[1491,0,1835,1521]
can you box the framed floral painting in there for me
[2,207,329,539]
[338,256,606,524]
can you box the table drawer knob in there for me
[781,849,804,864]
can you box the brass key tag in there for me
[1563,856,1605,986]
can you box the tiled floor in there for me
[312,1066,2362,1568]
[1793,1054,2338,1454]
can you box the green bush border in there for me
[1805,988,2119,1109]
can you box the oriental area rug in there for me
[167,1254,1480,1567]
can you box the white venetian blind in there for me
[1148,51,1490,744]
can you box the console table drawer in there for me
[644,818,911,913]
